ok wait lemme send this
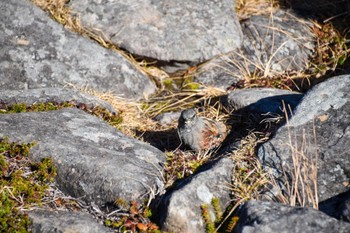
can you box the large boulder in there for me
[0,108,165,206]
[157,157,233,233]
[234,200,350,233]
[69,0,243,63]
[195,10,314,89]
[258,75,350,202]
[0,0,156,99]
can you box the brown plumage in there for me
[178,109,227,152]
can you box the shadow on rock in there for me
[319,189,350,222]
[279,0,350,32]
[219,92,304,152]
[137,128,181,152]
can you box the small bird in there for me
[177,109,227,152]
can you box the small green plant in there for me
[226,216,240,232]
[164,150,211,188]
[104,199,160,233]
[211,197,223,222]
[88,106,123,127]
[311,22,350,77]
[200,197,227,233]
[0,138,57,232]
[201,203,215,233]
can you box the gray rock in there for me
[0,88,116,114]
[195,10,314,89]
[69,0,243,63]
[0,0,156,99]
[234,200,350,233]
[258,75,350,202]
[29,209,112,233]
[222,88,303,114]
[157,157,233,233]
[0,108,165,206]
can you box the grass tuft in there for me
[267,105,319,209]
[229,134,269,202]
[201,203,215,233]
[236,0,279,20]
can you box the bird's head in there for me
[179,109,197,127]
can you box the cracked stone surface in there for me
[0,0,156,99]
[258,75,350,202]
[69,0,243,63]
[29,209,113,233]
[0,108,166,206]
[234,200,350,233]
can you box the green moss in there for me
[0,192,30,233]
[0,102,124,129]
[201,204,215,233]
[0,138,57,232]
[0,102,74,114]
[162,78,175,89]
[34,157,57,183]
[11,103,27,113]
[184,82,200,90]
[201,198,238,233]
[90,106,123,127]
[211,197,222,223]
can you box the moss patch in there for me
[0,138,56,232]
[0,102,123,128]
[0,102,74,113]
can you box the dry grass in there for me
[229,134,269,202]
[64,83,157,137]
[65,82,228,145]
[143,85,226,119]
[267,105,319,209]
[195,9,315,91]
[197,5,350,92]
[236,0,279,20]
[163,150,214,189]
[310,21,350,77]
